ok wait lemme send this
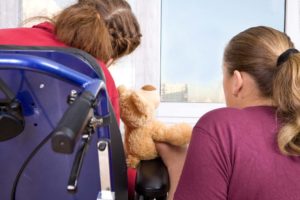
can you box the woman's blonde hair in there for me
[223,26,300,155]
[54,0,141,62]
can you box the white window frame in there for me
[285,0,300,48]
[120,0,300,126]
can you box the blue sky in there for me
[161,0,285,86]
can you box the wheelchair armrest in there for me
[135,157,170,199]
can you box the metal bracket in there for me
[97,191,115,200]
[97,140,113,199]
[89,115,111,132]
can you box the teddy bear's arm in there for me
[152,122,193,146]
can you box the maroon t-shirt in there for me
[175,106,300,200]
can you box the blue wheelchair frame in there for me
[0,46,127,200]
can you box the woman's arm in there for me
[157,126,230,200]
[155,143,188,200]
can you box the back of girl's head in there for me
[54,2,113,62]
[54,0,141,62]
[224,26,300,155]
[93,0,142,60]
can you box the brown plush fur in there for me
[118,85,192,168]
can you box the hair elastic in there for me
[276,48,299,66]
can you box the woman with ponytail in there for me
[156,26,300,200]
[0,0,141,124]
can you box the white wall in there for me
[0,0,22,28]
[22,0,75,26]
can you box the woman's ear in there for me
[232,70,243,96]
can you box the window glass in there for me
[161,0,285,103]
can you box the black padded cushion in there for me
[135,157,170,198]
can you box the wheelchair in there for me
[0,45,169,200]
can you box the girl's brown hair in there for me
[54,2,113,62]
[54,0,141,62]
[223,26,300,155]
[91,0,142,60]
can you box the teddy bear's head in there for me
[118,85,160,128]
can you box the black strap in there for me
[108,102,128,200]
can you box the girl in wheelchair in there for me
[0,0,141,199]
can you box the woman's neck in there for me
[236,96,274,109]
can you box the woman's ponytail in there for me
[54,2,113,62]
[273,51,300,155]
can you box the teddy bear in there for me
[118,84,193,168]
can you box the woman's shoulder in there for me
[194,106,276,136]
[199,106,275,123]
[197,107,242,125]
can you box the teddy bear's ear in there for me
[141,85,156,91]
[130,91,153,116]
[117,85,127,97]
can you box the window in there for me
[160,0,285,103]
[113,0,298,125]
